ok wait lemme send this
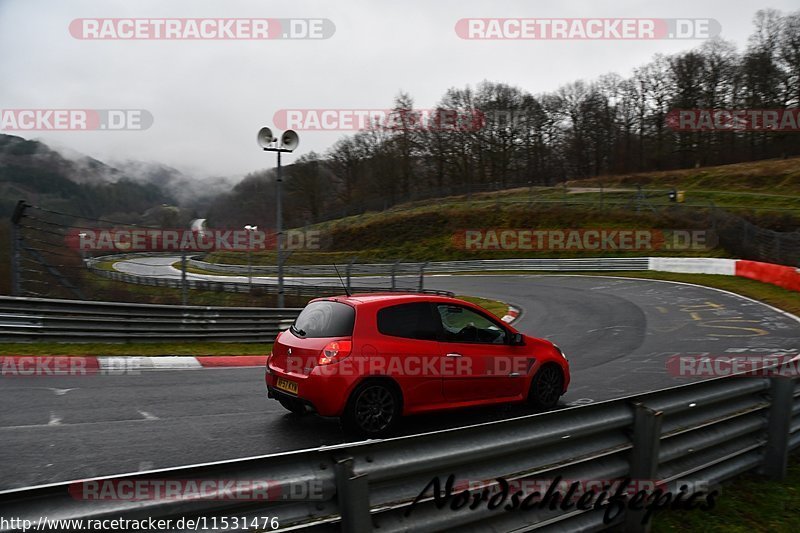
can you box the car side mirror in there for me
[510,332,524,346]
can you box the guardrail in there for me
[188,256,652,276]
[0,296,302,343]
[2,369,798,532]
[86,256,455,299]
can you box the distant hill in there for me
[0,134,177,221]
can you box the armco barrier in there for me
[188,256,652,275]
[1,369,798,532]
[86,256,454,299]
[0,296,301,343]
[182,255,799,293]
[736,260,800,292]
[647,257,737,276]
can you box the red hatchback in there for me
[265,293,570,437]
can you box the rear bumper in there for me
[265,370,352,417]
[266,385,318,412]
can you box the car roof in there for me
[312,293,460,307]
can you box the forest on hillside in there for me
[208,9,800,229]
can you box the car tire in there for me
[278,396,306,415]
[528,364,564,410]
[341,381,401,438]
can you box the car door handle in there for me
[445,353,463,358]
[509,372,521,377]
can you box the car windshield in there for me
[292,301,355,338]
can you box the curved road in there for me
[1,259,797,490]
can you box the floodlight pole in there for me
[276,151,284,308]
[259,127,298,309]
[261,147,292,308]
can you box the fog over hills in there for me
[0,134,237,223]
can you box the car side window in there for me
[377,302,441,341]
[436,304,507,345]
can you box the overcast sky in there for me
[1,0,796,180]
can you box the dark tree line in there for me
[209,9,800,229]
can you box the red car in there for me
[265,293,570,437]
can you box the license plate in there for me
[276,377,298,395]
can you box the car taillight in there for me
[317,340,352,365]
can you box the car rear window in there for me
[377,302,440,341]
[292,301,355,338]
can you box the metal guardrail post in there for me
[334,458,372,532]
[180,251,188,306]
[391,260,400,290]
[346,257,357,293]
[10,202,25,297]
[10,201,30,296]
[761,377,795,480]
[248,250,253,293]
[624,402,663,533]
[418,262,428,292]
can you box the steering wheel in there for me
[457,324,478,342]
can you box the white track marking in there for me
[47,388,76,396]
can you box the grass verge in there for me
[456,295,509,319]
[653,453,800,532]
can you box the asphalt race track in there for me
[1,268,798,491]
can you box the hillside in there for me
[0,134,177,221]
[204,158,800,267]
[566,157,800,195]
